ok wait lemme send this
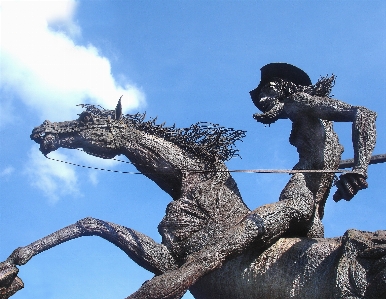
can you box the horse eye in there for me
[79,112,93,123]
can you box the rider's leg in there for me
[257,171,317,240]
[127,173,315,299]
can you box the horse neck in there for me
[119,126,202,199]
[118,125,249,220]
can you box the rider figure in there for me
[249,63,377,239]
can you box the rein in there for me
[44,149,142,175]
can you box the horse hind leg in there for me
[0,217,178,295]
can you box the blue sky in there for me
[1,1,385,298]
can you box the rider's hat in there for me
[250,63,312,110]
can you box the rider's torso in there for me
[285,107,344,229]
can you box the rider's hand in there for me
[333,173,368,202]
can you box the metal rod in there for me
[339,154,386,169]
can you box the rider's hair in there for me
[270,75,336,100]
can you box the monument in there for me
[0,63,385,299]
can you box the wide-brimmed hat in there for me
[250,63,312,110]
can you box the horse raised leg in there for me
[0,217,178,296]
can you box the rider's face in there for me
[257,82,281,113]
[253,81,286,124]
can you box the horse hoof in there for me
[0,262,18,288]
[0,276,24,299]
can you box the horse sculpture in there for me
[0,97,385,298]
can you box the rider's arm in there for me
[289,92,377,177]
[287,92,377,201]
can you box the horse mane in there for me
[80,104,246,163]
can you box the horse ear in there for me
[115,96,122,119]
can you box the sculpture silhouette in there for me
[0,64,384,299]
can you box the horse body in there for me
[191,236,342,299]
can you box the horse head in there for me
[30,98,131,159]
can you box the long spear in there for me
[339,154,386,169]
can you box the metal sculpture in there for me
[0,63,384,299]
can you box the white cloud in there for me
[0,166,15,177]
[0,94,18,128]
[0,0,145,201]
[25,147,80,203]
[88,170,99,186]
[0,0,145,122]
[72,148,122,185]
[24,145,131,202]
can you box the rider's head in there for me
[250,63,312,124]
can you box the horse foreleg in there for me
[0,263,23,299]
[0,217,178,296]
[0,276,23,299]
